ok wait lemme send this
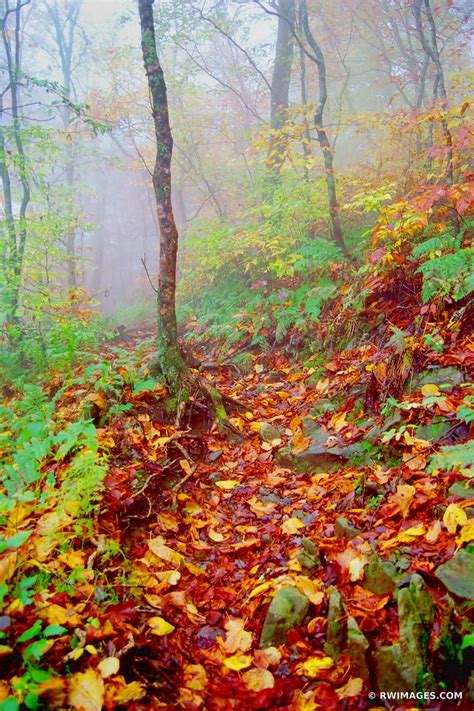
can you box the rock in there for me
[259,422,282,444]
[335,516,361,541]
[374,574,434,694]
[281,423,364,471]
[374,644,413,693]
[362,557,398,596]
[324,587,346,659]
[208,450,223,462]
[448,481,474,500]
[346,616,370,682]
[416,420,452,443]
[397,575,433,688]
[407,366,465,393]
[297,538,321,572]
[259,587,309,648]
[435,550,474,600]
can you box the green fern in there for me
[416,248,474,303]
[428,440,474,477]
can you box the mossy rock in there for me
[259,587,309,648]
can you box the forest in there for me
[0,0,473,708]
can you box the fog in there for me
[2,0,472,315]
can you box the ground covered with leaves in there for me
[0,282,473,710]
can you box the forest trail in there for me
[54,324,467,709]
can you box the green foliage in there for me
[411,224,474,303]
[428,440,474,477]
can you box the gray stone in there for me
[374,574,434,693]
[259,422,282,444]
[259,587,309,648]
[416,420,452,442]
[346,616,370,682]
[283,423,364,471]
[435,550,474,600]
[324,587,346,659]
[297,538,320,572]
[335,516,361,541]
[407,366,465,393]
[374,644,413,693]
[363,558,398,596]
[448,481,474,500]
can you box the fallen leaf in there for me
[281,517,305,534]
[148,616,175,636]
[69,668,104,711]
[426,520,442,543]
[296,656,334,677]
[224,618,252,653]
[242,668,275,691]
[421,383,440,397]
[223,653,252,670]
[253,646,281,669]
[443,503,467,534]
[97,656,120,679]
[336,677,364,698]
[148,536,184,567]
[295,576,324,605]
[209,528,225,542]
[215,480,239,490]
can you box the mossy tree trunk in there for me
[138,0,187,390]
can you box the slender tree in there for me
[412,0,454,184]
[267,0,296,173]
[137,0,187,388]
[0,0,31,326]
[299,0,347,256]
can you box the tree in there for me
[299,0,347,256]
[267,0,295,174]
[138,0,186,388]
[412,0,454,184]
[0,0,31,327]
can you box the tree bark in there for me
[299,0,347,256]
[267,0,295,174]
[413,0,454,184]
[138,0,186,387]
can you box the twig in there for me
[140,256,158,294]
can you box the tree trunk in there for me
[299,0,347,256]
[413,0,454,184]
[138,0,186,387]
[267,0,295,174]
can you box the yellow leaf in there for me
[457,519,474,546]
[148,616,175,636]
[391,484,416,517]
[443,504,467,534]
[179,459,192,476]
[0,645,13,657]
[248,580,273,600]
[97,657,120,679]
[380,525,425,551]
[421,383,440,397]
[281,517,305,534]
[215,480,239,490]
[148,536,183,567]
[69,668,104,711]
[208,528,225,542]
[58,550,85,569]
[296,656,334,677]
[426,520,442,543]
[336,677,364,699]
[224,618,252,653]
[223,654,253,671]
[183,663,207,691]
[295,576,324,605]
[114,681,146,704]
[242,668,275,691]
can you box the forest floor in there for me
[3,320,472,710]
